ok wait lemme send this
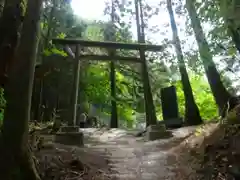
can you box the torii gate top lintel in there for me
[52,38,164,52]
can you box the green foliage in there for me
[175,74,218,120]
[43,48,67,57]
[32,0,233,129]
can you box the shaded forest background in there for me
[0,0,240,179]
[0,0,240,128]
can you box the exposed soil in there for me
[30,115,240,180]
[35,125,207,180]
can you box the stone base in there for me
[60,126,79,132]
[54,132,84,146]
[146,124,172,141]
[164,118,183,129]
[148,124,166,132]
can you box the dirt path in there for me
[80,126,199,180]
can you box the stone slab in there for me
[54,131,84,146]
[146,125,172,141]
[60,126,79,132]
[146,130,172,141]
[147,124,166,132]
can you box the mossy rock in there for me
[225,104,240,124]
[78,102,90,114]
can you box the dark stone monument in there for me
[160,85,183,129]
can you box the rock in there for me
[42,142,55,150]
[228,165,240,179]
[135,130,147,137]
[146,124,172,141]
[54,131,84,146]
[69,159,84,171]
[225,104,240,124]
[50,119,62,133]
[86,116,98,127]
[60,126,79,132]
[77,113,87,128]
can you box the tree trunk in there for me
[78,62,90,115]
[218,0,240,53]
[228,24,240,53]
[167,0,202,125]
[135,0,157,126]
[186,0,235,116]
[0,0,28,87]
[0,0,42,179]
[37,0,57,121]
[31,76,38,121]
[110,59,118,128]
[69,45,80,126]
[0,0,4,17]
[107,0,118,128]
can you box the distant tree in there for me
[167,0,202,125]
[186,0,238,116]
[0,0,4,16]
[0,0,28,86]
[218,0,240,53]
[135,0,157,126]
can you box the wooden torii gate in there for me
[52,38,163,127]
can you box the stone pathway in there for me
[80,126,199,180]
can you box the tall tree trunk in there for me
[34,78,43,121]
[0,0,42,179]
[69,45,80,126]
[135,0,157,126]
[218,0,240,53]
[110,1,118,128]
[105,0,118,128]
[37,0,57,121]
[228,23,240,53]
[167,0,202,125]
[0,0,4,17]
[44,0,56,48]
[0,0,28,87]
[186,0,236,116]
[110,59,118,128]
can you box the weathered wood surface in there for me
[52,38,163,52]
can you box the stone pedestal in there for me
[60,126,79,133]
[54,131,84,146]
[164,118,183,129]
[146,124,172,141]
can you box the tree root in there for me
[19,147,41,180]
[0,142,41,180]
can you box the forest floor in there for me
[81,126,200,180]
[34,122,240,180]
